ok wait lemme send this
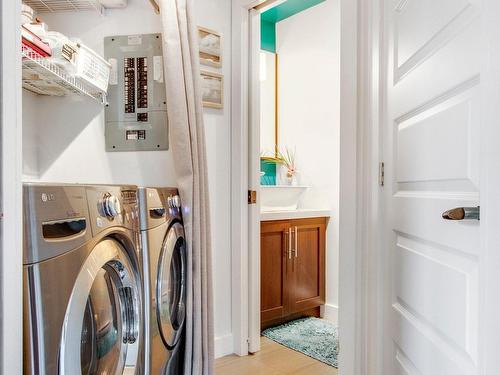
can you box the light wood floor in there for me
[215,337,338,375]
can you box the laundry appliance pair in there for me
[23,184,187,375]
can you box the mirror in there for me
[260,51,278,156]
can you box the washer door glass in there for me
[157,222,186,348]
[60,239,139,375]
[80,265,125,374]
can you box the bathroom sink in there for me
[260,186,309,212]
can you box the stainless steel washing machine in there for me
[138,187,186,375]
[23,183,145,375]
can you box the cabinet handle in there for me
[294,226,298,258]
[288,229,292,259]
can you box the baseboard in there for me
[214,334,234,359]
[321,303,339,325]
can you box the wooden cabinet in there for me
[260,220,289,324]
[260,217,326,329]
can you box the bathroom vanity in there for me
[260,214,328,329]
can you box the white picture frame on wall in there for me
[200,70,223,109]
[198,26,222,68]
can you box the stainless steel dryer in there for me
[138,187,186,375]
[23,183,144,375]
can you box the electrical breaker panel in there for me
[104,34,168,152]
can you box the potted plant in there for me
[276,147,297,185]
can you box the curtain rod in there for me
[149,0,160,13]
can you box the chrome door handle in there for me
[442,206,480,221]
[288,229,292,259]
[294,226,298,258]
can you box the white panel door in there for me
[383,0,482,373]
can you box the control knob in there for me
[167,195,181,209]
[99,193,122,218]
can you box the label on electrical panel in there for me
[126,130,146,140]
[153,56,163,83]
[126,130,138,140]
[128,35,142,45]
[108,58,118,85]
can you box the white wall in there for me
[276,0,341,321]
[22,0,233,357]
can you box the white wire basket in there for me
[22,44,107,104]
[73,43,111,93]
[22,0,103,13]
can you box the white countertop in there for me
[260,208,331,221]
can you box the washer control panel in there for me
[98,193,123,219]
[86,186,139,233]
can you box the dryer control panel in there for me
[104,34,168,152]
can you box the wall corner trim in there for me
[215,334,235,359]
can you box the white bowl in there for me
[260,185,309,212]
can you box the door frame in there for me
[230,1,383,374]
[0,0,23,374]
[480,2,500,372]
[481,1,500,371]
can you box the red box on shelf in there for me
[21,26,52,58]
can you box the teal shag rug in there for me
[262,317,339,368]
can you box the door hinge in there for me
[379,162,385,187]
[248,190,257,204]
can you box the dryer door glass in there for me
[157,222,186,348]
[60,239,140,375]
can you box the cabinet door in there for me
[289,218,326,314]
[260,221,291,324]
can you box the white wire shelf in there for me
[22,45,107,105]
[23,0,103,14]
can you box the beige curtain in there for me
[159,0,214,373]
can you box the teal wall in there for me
[261,20,276,53]
[260,0,326,52]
